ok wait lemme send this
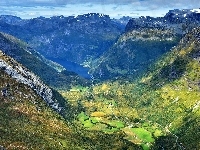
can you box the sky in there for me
[0,0,200,19]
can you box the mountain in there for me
[112,16,132,30]
[137,27,200,149]
[0,50,65,112]
[1,9,200,79]
[90,28,180,80]
[0,32,89,89]
[126,9,200,34]
[1,26,199,150]
[0,49,139,150]
[61,27,200,150]
[0,13,123,65]
[0,50,91,149]
[89,9,200,80]
[0,10,199,150]
[0,56,70,149]
[0,15,26,26]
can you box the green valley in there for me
[60,27,200,150]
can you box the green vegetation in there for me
[0,32,89,89]
[107,120,125,128]
[77,111,124,133]
[60,28,200,149]
[0,23,200,149]
[0,70,71,149]
[0,54,138,149]
[90,28,181,80]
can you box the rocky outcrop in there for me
[0,51,62,112]
[125,9,200,34]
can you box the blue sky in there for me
[0,0,200,19]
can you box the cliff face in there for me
[0,50,62,112]
[125,9,200,34]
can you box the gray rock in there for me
[0,57,62,112]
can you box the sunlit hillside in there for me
[60,27,200,150]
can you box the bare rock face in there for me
[125,9,200,34]
[0,51,62,112]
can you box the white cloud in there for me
[1,0,200,7]
[0,0,200,18]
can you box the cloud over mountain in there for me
[0,0,200,19]
[1,0,200,8]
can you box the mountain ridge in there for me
[87,9,200,80]
[90,27,180,80]
[125,9,200,34]
[0,32,89,89]
[1,9,200,79]
[0,50,65,112]
[0,52,74,149]
[0,13,123,65]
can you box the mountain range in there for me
[0,13,123,65]
[90,9,200,80]
[1,10,200,80]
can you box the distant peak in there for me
[76,13,110,19]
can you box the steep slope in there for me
[0,13,123,65]
[136,27,200,149]
[90,28,180,80]
[0,50,73,113]
[0,51,140,150]
[89,9,200,80]
[0,32,89,89]
[125,9,200,34]
[61,27,200,150]
[0,50,72,149]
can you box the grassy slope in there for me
[139,27,200,149]
[61,28,200,149]
[0,50,72,149]
[0,32,89,89]
[0,71,140,150]
[0,63,71,149]
[0,51,139,150]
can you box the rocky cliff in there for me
[126,9,200,34]
[0,50,62,112]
